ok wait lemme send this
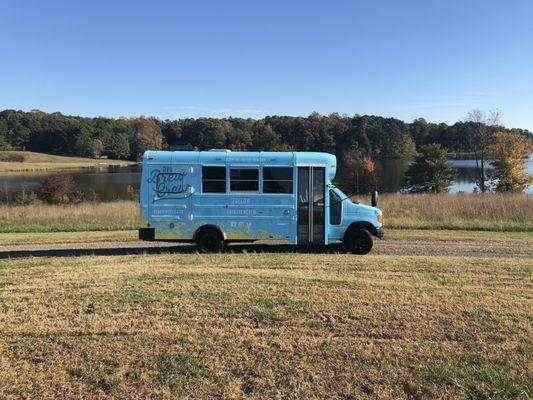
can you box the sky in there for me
[1,0,532,130]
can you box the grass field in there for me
[0,228,530,247]
[0,194,531,398]
[0,246,531,398]
[0,151,136,172]
[1,193,532,233]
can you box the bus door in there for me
[297,167,325,245]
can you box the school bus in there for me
[139,150,383,254]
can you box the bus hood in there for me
[345,202,382,221]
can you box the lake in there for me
[1,158,532,203]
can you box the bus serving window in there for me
[329,189,342,225]
[202,166,226,193]
[263,167,293,194]
[230,168,259,192]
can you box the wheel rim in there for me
[352,236,369,251]
[204,235,218,250]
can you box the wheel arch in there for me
[344,221,378,240]
[193,224,226,242]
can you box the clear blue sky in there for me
[1,0,532,130]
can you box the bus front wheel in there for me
[344,228,373,255]
[195,228,225,253]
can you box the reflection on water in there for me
[0,165,142,203]
[1,158,531,203]
[376,159,411,193]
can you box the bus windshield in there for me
[329,185,358,204]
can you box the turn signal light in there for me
[377,214,383,224]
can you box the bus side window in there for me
[202,166,226,193]
[330,189,341,225]
[263,167,293,193]
[230,168,259,192]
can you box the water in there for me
[0,165,142,203]
[1,158,532,203]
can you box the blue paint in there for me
[140,151,383,245]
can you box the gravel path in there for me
[0,238,531,259]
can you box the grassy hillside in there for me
[0,250,531,398]
[0,151,136,172]
[1,193,532,233]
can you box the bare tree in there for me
[466,109,502,192]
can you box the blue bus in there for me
[139,150,384,254]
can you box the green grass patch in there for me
[250,308,285,323]
[386,218,533,232]
[307,319,333,329]
[0,223,136,234]
[424,357,531,399]
[67,364,119,394]
[155,353,209,388]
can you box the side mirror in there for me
[371,190,378,207]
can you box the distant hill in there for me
[0,150,136,172]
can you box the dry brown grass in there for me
[0,151,135,172]
[1,228,531,249]
[354,193,533,231]
[0,201,138,233]
[0,153,27,162]
[0,230,136,246]
[1,193,532,233]
[0,252,531,399]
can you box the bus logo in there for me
[147,169,192,201]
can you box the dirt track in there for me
[0,237,531,259]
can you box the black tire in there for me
[344,228,373,255]
[195,228,225,253]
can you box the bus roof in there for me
[143,151,336,167]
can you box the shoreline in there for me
[0,150,138,173]
[0,161,139,174]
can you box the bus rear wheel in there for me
[344,228,373,255]
[195,228,225,253]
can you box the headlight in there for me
[377,214,383,224]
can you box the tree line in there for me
[1,109,531,162]
[1,108,531,195]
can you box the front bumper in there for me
[375,227,384,239]
[139,227,155,241]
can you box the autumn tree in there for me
[487,131,533,192]
[37,175,83,204]
[403,144,457,193]
[337,150,379,194]
[466,109,501,192]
